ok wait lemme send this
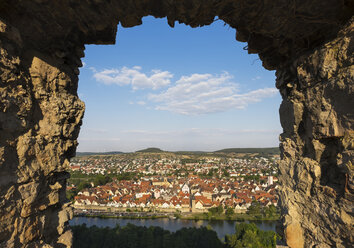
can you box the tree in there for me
[72,224,224,248]
[66,189,77,202]
[264,205,278,218]
[77,181,91,192]
[217,205,223,215]
[225,223,277,248]
[247,201,261,215]
[222,169,230,177]
[225,207,234,219]
[93,174,111,186]
[208,205,223,216]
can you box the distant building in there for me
[181,183,190,194]
[268,176,273,186]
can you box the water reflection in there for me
[70,217,277,239]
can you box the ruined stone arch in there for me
[0,1,353,247]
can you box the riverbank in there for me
[74,209,279,221]
[180,212,280,221]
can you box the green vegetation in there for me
[72,224,224,248]
[173,204,279,222]
[246,202,279,220]
[93,174,112,186]
[181,213,279,221]
[72,223,278,248]
[66,173,94,202]
[225,223,278,248]
[198,168,219,179]
[173,168,190,177]
[241,175,260,182]
[181,158,200,164]
[68,172,111,186]
[66,189,77,202]
[225,208,235,219]
[136,147,164,153]
[111,172,137,181]
[179,204,279,222]
[73,147,280,159]
[208,206,224,216]
[68,171,137,188]
[67,171,96,188]
[222,169,230,177]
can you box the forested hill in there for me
[75,147,280,157]
[136,147,164,153]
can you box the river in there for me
[70,217,277,239]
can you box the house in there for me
[153,189,161,199]
[161,202,170,208]
[194,200,204,210]
[181,183,190,194]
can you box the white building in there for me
[181,183,190,194]
[268,176,273,186]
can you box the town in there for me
[68,150,280,219]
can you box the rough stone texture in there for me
[0,0,352,70]
[277,18,354,247]
[0,1,353,247]
[0,19,84,247]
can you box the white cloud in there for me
[123,128,281,137]
[85,128,108,133]
[93,66,173,90]
[149,72,278,115]
[92,67,278,115]
[137,101,146,105]
[89,66,97,73]
[252,76,261,81]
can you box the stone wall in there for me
[277,18,354,247]
[0,20,85,247]
[0,1,353,247]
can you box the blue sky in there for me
[77,16,282,152]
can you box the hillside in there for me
[136,147,164,153]
[74,147,280,158]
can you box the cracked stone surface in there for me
[0,1,353,247]
[277,18,354,248]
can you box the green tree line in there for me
[73,224,223,248]
[72,222,278,248]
